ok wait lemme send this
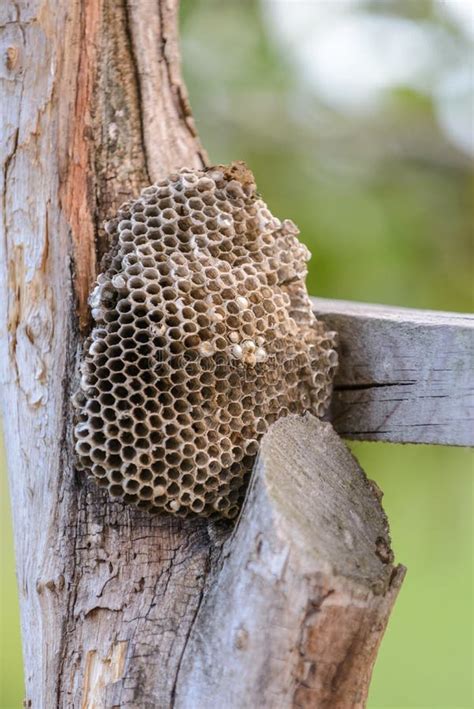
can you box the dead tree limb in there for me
[175,415,405,709]
[0,1,403,707]
[313,298,474,446]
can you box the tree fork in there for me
[0,1,403,707]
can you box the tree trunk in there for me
[0,1,403,707]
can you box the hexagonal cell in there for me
[73,162,337,519]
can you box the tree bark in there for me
[1,2,212,706]
[0,1,403,707]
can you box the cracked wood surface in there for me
[1,1,213,707]
[174,415,405,709]
[313,298,474,446]
[1,1,406,707]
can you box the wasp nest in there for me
[73,162,337,519]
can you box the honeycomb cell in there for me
[73,162,337,519]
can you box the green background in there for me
[1,1,472,707]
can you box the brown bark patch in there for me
[60,0,101,331]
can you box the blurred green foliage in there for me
[0,433,23,709]
[354,443,473,708]
[1,1,472,707]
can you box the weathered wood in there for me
[175,414,405,709]
[0,2,214,707]
[313,298,474,446]
[1,2,405,707]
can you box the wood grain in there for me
[0,2,214,706]
[1,2,409,707]
[313,298,474,446]
[175,415,405,709]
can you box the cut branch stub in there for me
[174,414,406,709]
[73,163,337,519]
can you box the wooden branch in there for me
[125,0,208,181]
[1,2,213,706]
[313,298,474,446]
[1,2,404,707]
[174,414,405,708]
